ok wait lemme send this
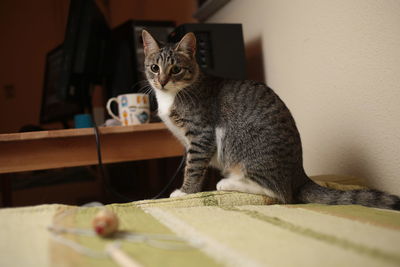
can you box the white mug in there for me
[106,93,150,126]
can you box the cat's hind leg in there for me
[217,176,265,195]
[217,166,277,199]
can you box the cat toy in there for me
[47,203,202,267]
[92,208,119,237]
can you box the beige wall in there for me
[208,0,400,194]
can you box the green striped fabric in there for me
[0,182,399,267]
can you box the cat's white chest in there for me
[155,90,189,147]
[155,90,174,118]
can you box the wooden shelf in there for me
[0,123,184,174]
[0,122,169,141]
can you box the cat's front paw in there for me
[170,189,187,198]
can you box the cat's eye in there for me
[150,64,159,73]
[170,66,182,75]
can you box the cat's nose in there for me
[158,76,169,87]
[159,79,168,87]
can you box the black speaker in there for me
[169,23,246,80]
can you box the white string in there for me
[48,202,203,260]
[48,225,94,236]
[48,224,202,250]
[49,232,108,259]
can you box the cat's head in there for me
[142,30,199,94]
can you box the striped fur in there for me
[142,30,400,210]
[296,180,400,210]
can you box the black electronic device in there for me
[40,0,110,125]
[59,0,110,100]
[168,23,246,80]
[40,13,247,125]
[40,45,83,125]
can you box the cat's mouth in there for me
[153,82,182,93]
[156,83,170,91]
[149,81,166,91]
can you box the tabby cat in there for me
[142,29,400,210]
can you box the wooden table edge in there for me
[0,122,168,142]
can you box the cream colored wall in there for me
[208,0,400,194]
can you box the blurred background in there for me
[0,0,197,133]
[1,0,399,207]
[0,0,240,207]
[0,0,200,206]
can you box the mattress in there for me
[0,178,399,267]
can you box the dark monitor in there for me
[169,23,246,80]
[40,0,110,125]
[40,45,83,125]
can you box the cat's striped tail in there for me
[296,180,400,210]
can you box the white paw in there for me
[170,189,187,198]
[216,178,236,191]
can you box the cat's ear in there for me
[142,30,160,56]
[175,32,196,56]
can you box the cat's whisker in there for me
[180,89,196,108]
[176,91,185,105]
[182,91,194,107]
[143,87,153,95]
[178,90,188,105]
[137,84,154,95]
[139,82,150,90]
[176,91,184,106]
[130,80,149,91]
[184,89,199,107]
